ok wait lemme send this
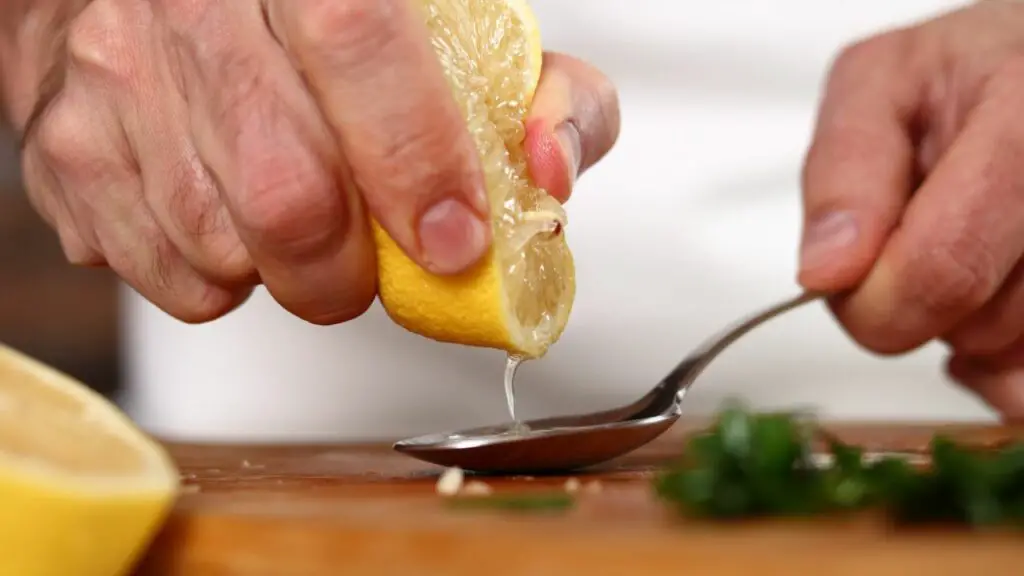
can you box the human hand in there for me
[798,0,1024,419]
[8,0,619,324]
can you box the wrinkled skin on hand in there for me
[2,0,620,325]
[799,0,1024,419]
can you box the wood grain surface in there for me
[136,422,1024,576]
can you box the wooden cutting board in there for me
[135,422,1024,576]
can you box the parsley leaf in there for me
[655,402,1024,529]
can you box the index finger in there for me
[266,0,491,275]
[799,31,922,293]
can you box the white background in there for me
[119,0,995,442]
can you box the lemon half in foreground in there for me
[0,343,179,576]
[374,0,575,359]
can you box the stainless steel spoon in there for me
[393,290,826,474]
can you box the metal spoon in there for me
[393,290,826,474]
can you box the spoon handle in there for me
[662,290,828,403]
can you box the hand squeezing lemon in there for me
[0,0,568,574]
[375,0,575,359]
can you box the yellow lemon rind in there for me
[0,343,180,576]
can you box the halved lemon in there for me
[0,343,179,576]
[374,0,574,359]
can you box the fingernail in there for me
[555,121,582,186]
[799,211,859,272]
[418,199,490,274]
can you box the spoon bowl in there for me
[394,291,826,474]
[394,412,679,474]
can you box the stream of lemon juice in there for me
[503,354,530,433]
[500,209,565,434]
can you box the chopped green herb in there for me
[446,492,575,513]
[655,402,1024,529]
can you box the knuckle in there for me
[109,230,238,323]
[595,74,621,135]
[169,156,225,237]
[910,234,1002,320]
[202,239,254,283]
[293,0,397,57]
[579,68,621,156]
[828,30,909,86]
[820,121,883,157]
[580,60,620,113]
[144,235,180,295]
[194,231,254,284]
[168,157,254,281]
[802,123,877,188]
[99,222,169,292]
[830,36,883,74]
[66,0,137,82]
[546,54,621,138]
[801,122,911,216]
[830,40,872,77]
[34,101,91,172]
[234,155,346,256]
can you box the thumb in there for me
[525,52,621,203]
[798,35,921,292]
